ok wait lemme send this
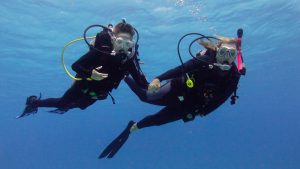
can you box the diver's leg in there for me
[76,96,97,110]
[33,82,83,110]
[100,106,186,157]
[136,106,183,129]
[33,98,61,107]
[99,106,184,158]
[125,76,172,106]
[18,82,84,118]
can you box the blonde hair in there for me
[198,35,237,51]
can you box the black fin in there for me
[16,94,41,119]
[48,108,68,114]
[99,121,135,159]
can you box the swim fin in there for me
[48,108,68,114]
[99,121,135,159]
[16,94,41,119]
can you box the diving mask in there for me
[112,33,135,53]
[216,44,237,65]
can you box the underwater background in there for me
[1,0,300,169]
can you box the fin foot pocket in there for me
[16,94,41,119]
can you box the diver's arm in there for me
[127,56,149,89]
[156,56,210,81]
[155,59,193,81]
[147,59,199,92]
[156,49,215,81]
[148,51,213,92]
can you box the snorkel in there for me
[236,29,246,75]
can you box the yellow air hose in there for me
[61,36,96,81]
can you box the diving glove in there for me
[91,66,108,81]
[148,78,161,93]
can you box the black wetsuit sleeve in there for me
[156,54,212,81]
[127,56,149,89]
[71,32,112,78]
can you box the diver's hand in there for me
[91,66,108,81]
[148,78,161,93]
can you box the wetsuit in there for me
[33,30,148,113]
[125,49,241,128]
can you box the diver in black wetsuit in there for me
[125,48,240,127]
[99,32,246,158]
[17,20,148,118]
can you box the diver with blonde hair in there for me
[99,29,246,158]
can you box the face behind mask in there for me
[216,43,237,65]
[214,43,237,71]
[112,33,135,53]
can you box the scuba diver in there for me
[17,19,148,118]
[99,29,246,158]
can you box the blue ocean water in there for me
[0,0,300,168]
